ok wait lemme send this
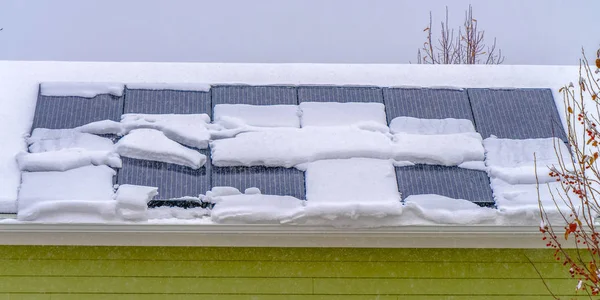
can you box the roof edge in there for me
[0,224,562,248]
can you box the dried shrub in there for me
[538,48,600,298]
[416,5,504,64]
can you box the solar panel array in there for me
[28,84,567,210]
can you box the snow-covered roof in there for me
[0,61,580,230]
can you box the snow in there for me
[147,207,210,219]
[296,158,402,222]
[299,102,387,127]
[483,136,570,184]
[389,117,475,135]
[211,127,392,167]
[391,132,485,166]
[213,104,300,128]
[76,120,124,135]
[211,193,304,224]
[16,149,121,171]
[18,200,118,223]
[120,114,211,149]
[40,82,124,98]
[27,128,114,153]
[401,194,497,225]
[17,165,116,221]
[115,129,206,169]
[126,83,211,92]
[115,184,158,210]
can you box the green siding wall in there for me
[0,246,584,299]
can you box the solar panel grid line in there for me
[123,89,211,116]
[382,88,475,123]
[297,86,384,103]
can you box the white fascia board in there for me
[0,224,564,248]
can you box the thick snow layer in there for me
[121,114,211,149]
[115,184,158,210]
[18,200,118,222]
[115,129,206,169]
[213,104,300,128]
[389,117,475,135]
[401,194,497,225]
[298,158,402,221]
[484,137,571,184]
[126,83,211,92]
[299,102,387,127]
[16,150,121,171]
[211,127,393,167]
[76,120,125,135]
[17,165,116,221]
[391,132,485,166]
[40,82,124,98]
[211,194,304,224]
[28,128,114,153]
[490,177,568,210]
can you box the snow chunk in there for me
[115,129,206,169]
[40,82,124,98]
[458,161,488,171]
[126,83,211,92]
[211,194,304,224]
[18,200,117,222]
[244,187,261,195]
[297,158,402,221]
[389,117,475,135]
[76,120,124,135]
[490,177,567,210]
[121,114,211,149]
[299,102,387,127]
[16,150,121,171]
[210,127,393,167]
[27,128,114,153]
[484,137,571,184]
[392,132,485,166]
[214,104,300,128]
[402,194,497,225]
[115,184,158,210]
[18,165,116,221]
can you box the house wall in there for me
[0,246,583,299]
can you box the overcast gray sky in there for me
[0,0,597,64]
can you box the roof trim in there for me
[0,224,563,248]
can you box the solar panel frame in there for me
[32,92,124,130]
[383,88,475,123]
[211,166,306,199]
[123,88,212,116]
[297,85,384,103]
[395,165,495,207]
[467,88,568,141]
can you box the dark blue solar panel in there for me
[383,88,474,123]
[395,165,494,206]
[124,88,211,116]
[468,88,567,141]
[298,86,383,103]
[32,93,124,130]
[211,166,305,199]
[211,85,297,106]
[117,150,211,200]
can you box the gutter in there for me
[0,224,560,248]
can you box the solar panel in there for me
[395,165,494,206]
[124,88,212,116]
[211,166,305,199]
[32,93,124,130]
[468,88,567,141]
[211,85,298,106]
[298,86,383,103]
[383,88,474,123]
[117,150,211,200]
